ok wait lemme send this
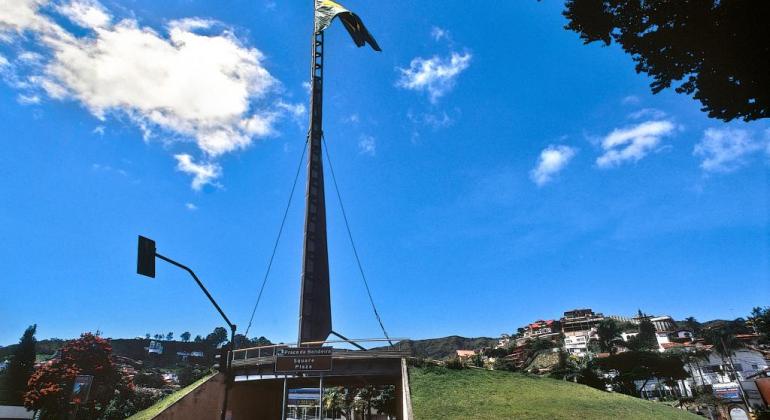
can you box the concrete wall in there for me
[155,373,225,420]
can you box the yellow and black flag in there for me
[315,0,381,51]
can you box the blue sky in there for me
[1,0,768,346]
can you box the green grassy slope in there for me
[409,367,700,420]
[127,373,216,420]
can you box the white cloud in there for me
[693,128,768,173]
[408,110,454,130]
[621,95,640,105]
[17,93,40,104]
[396,52,471,103]
[358,135,376,156]
[167,17,215,32]
[627,108,666,120]
[0,0,59,34]
[430,26,449,41]
[0,0,298,188]
[92,125,104,135]
[0,53,7,67]
[185,202,198,211]
[596,120,675,168]
[56,0,110,29]
[174,154,221,190]
[276,100,305,119]
[530,145,577,186]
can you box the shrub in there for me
[445,358,465,370]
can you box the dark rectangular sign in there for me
[275,347,332,372]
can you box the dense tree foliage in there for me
[682,317,701,338]
[206,327,228,347]
[180,331,191,342]
[596,351,687,396]
[24,333,134,420]
[626,318,658,351]
[563,0,770,121]
[750,307,770,342]
[7,325,37,405]
[596,319,622,353]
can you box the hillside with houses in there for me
[441,307,770,417]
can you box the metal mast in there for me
[298,25,332,346]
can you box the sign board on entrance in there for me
[70,375,93,404]
[713,382,742,401]
[275,347,333,372]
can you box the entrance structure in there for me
[228,2,411,419]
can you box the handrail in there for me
[231,338,409,360]
[232,338,407,354]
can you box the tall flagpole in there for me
[298,3,332,347]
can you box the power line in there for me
[322,135,393,346]
[243,139,308,338]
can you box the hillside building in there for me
[522,320,560,339]
[561,309,605,333]
[456,350,476,359]
[561,309,604,356]
[497,334,512,349]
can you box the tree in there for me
[153,334,163,340]
[683,317,702,338]
[323,387,344,419]
[529,338,557,352]
[669,347,710,392]
[702,322,744,379]
[24,333,134,420]
[337,387,356,420]
[596,319,622,353]
[577,364,607,391]
[627,318,658,351]
[7,325,37,404]
[702,321,751,406]
[193,335,203,343]
[180,332,191,342]
[233,334,251,349]
[354,386,377,420]
[596,351,688,397]
[206,327,228,347]
[372,385,397,419]
[166,332,174,341]
[562,0,770,122]
[749,307,770,341]
[251,336,272,347]
[145,333,151,340]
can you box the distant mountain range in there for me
[1,335,498,361]
[377,336,499,359]
[1,317,739,362]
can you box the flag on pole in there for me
[315,0,381,51]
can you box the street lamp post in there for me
[136,235,236,420]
